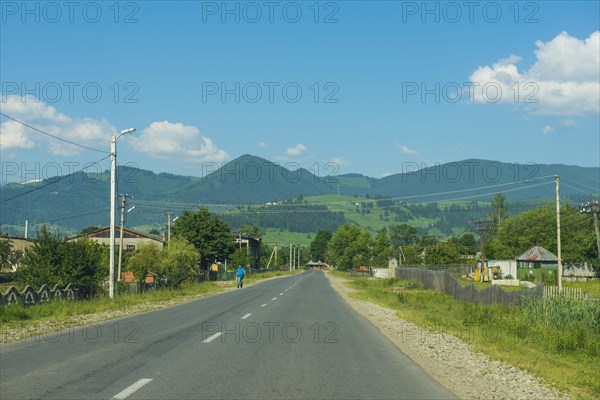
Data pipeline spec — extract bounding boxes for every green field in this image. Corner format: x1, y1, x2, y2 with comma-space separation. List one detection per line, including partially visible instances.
260, 228, 314, 248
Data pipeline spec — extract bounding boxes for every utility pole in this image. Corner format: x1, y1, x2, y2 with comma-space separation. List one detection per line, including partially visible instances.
472, 219, 490, 282
580, 198, 600, 264
555, 175, 562, 291
117, 194, 133, 282
289, 243, 292, 270
163, 212, 174, 245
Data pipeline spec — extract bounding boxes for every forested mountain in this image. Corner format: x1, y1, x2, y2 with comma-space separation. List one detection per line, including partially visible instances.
1, 155, 597, 236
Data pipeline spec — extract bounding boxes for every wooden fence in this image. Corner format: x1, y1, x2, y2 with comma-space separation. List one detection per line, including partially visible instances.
544, 286, 587, 300
394, 268, 542, 306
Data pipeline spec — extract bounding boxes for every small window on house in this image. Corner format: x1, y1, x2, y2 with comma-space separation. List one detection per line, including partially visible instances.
126, 244, 135, 251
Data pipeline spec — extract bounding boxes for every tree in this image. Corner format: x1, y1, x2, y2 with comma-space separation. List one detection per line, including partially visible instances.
389, 224, 418, 247
148, 228, 161, 236
171, 207, 234, 269
238, 224, 261, 237
328, 224, 372, 270
423, 241, 462, 265
80, 226, 100, 235
486, 203, 597, 263
17, 226, 105, 297
0, 239, 13, 272
373, 228, 393, 267
60, 238, 105, 297
310, 230, 332, 261
458, 233, 478, 255
128, 243, 163, 284
17, 226, 64, 289
159, 238, 199, 287
490, 193, 507, 226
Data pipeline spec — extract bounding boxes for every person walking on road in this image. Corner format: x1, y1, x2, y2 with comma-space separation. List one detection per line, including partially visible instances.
236, 264, 245, 288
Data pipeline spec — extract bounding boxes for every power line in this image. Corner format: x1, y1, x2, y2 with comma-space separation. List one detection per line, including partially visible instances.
0, 154, 111, 204
0, 112, 109, 154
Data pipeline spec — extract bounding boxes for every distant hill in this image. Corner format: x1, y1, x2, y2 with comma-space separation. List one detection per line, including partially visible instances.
1, 155, 598, 236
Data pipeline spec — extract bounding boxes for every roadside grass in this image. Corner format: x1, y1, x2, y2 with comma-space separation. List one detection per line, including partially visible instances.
564, 280, 600, 298
0, 270, 301, 331
334, 272, 600, 400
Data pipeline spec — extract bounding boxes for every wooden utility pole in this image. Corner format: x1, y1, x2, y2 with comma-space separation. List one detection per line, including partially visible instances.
472, 219, 489, 282
555, 175, 562, 291
117, 194, 133, 282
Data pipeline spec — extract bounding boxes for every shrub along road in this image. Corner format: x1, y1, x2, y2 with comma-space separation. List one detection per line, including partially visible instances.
0, 270, 454, 399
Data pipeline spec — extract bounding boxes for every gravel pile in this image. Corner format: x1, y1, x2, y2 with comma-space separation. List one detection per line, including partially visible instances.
325, 272, 569, 400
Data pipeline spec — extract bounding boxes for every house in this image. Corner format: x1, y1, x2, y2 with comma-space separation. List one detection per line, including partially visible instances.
67, 227, 164, 251
233, 233, 262, 268
0, 237, 34, 271
306, 260, 329, 269
516, 245, 558, 284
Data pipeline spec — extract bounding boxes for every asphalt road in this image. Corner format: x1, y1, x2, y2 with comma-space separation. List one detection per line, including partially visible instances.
0, 270, 455, 399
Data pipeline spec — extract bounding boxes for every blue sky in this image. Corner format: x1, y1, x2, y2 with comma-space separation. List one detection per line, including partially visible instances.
1, 1, 599, 183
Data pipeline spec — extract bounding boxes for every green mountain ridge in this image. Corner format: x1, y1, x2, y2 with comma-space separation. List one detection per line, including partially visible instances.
1, 155, 598, 236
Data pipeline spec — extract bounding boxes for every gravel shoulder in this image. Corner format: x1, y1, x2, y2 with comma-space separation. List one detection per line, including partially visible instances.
325, 271, 569, 400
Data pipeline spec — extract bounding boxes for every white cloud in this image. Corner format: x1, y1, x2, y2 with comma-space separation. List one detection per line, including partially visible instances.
380, 172, 393, 178
285, 143, 307, 157
328, 157, 347, 167
0, 120, 36, 150
560, 119, 578, 128
131, 120, 229, 163
468, 31, 600, 116
395, 143, 418, 155
257, 142, 268, 149
0, 94, 115, 155
542, 125, 555, 135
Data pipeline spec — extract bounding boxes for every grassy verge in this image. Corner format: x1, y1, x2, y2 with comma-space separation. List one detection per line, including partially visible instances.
333, 272, 600, 400
564, 280, 600, 298
0, 269, 302, 331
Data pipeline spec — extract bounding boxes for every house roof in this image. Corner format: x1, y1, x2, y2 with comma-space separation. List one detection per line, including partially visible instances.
516, 246, 558, 262
69, 227, 164, 242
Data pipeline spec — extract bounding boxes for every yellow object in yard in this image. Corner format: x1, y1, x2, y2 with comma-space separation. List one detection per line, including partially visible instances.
475, 269, 480, 281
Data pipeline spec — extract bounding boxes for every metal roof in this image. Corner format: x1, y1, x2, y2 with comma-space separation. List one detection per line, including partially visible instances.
516, 246, 558, 261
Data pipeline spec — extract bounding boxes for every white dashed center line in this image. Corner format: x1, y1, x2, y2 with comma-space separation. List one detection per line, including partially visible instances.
260, 303, 267, 307
279, 293, 284, 296
113, 379, 153, 400
241, 313, 252, 320
202, 332, 222, 343
272, 297, 277, 300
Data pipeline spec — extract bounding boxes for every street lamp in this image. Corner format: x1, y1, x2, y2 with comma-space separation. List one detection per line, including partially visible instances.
109, 127, 135, 299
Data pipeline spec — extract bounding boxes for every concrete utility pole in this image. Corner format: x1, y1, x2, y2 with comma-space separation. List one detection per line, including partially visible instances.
109, 128, 135, 299
117, 194, 133, 282
289, 243, 292, 270
555, 176, 562, 291
471, 219, 490, 282
163, 212, 174, 245
580, 198, 600, 264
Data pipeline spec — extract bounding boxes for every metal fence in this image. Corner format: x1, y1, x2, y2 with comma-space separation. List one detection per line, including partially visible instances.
394, 268, 542, 306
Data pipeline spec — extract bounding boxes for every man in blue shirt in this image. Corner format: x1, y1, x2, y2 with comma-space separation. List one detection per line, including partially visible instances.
236, 265, 245, 288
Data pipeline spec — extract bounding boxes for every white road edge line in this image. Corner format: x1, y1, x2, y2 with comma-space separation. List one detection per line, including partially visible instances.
113, 378, 153, 400
202, 332, 222, 343
241, 313, 252, 320
260, 303, 267, 307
